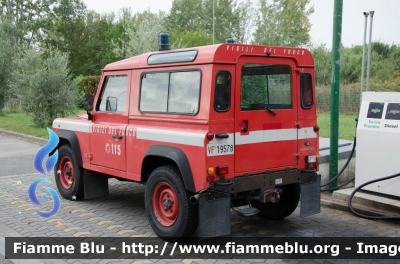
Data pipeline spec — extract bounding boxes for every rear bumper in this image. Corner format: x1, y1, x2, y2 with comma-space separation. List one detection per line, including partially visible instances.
209, 169, 316, 193
198, 171, 321, 238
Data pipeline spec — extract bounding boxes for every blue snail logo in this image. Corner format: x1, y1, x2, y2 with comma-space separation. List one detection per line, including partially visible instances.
29, 128, 60, 218
28, 178, 60, 218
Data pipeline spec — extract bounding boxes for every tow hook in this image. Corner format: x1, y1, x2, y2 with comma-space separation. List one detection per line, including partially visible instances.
263, 189, 281, 203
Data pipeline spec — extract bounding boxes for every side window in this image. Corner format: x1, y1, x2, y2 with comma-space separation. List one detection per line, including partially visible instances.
169, 71, 201, 113
97, 75, 128, 113
140, 72, 169, 112
300, 73, 313, 109
140, 70, 201, 114
214, 71, 231, 112
241, 64, 292, 110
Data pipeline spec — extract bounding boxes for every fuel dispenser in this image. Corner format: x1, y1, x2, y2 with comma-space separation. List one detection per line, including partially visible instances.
355, 92, 400, 197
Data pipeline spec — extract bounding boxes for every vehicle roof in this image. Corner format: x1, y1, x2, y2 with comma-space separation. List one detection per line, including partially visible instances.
103, 43, 315, 71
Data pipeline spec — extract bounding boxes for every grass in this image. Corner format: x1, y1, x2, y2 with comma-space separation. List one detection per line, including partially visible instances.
317, 112, 358, 140
0, 111, 49, 138
0, 110, 85, 138
1, 110, 358, 140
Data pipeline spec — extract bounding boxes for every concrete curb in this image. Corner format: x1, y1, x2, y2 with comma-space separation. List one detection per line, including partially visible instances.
333, 188, 400, 214
0, 129, 47, 146
321, 189, 400, 218
320, 199, 388, 218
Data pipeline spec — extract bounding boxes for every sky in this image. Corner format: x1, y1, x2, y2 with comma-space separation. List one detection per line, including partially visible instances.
82, 0, 400, 48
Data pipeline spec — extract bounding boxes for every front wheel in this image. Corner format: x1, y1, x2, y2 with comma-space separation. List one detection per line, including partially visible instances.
145, 165, 198, 241
54, 145, 84, 200
250, 183, 300, 220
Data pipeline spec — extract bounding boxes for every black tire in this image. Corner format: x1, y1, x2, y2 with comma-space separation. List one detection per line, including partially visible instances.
145, 165, 198, 241
54, 145, 84, 200
250, 183, 300, 220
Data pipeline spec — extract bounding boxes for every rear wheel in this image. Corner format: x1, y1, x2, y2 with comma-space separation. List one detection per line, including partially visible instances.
145, 165, 198, 241
250, 183, 300, 220
54, 145, 84, 200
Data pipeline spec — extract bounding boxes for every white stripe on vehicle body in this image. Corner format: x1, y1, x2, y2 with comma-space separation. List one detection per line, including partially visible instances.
53, 120, 91, 133
298, 127, 317, 139
235, 127, 316, 145
52, 120, 316, 147
136, 127, 205, 147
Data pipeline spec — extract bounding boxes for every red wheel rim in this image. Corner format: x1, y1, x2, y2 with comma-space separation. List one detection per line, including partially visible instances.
58, 157, 74, 190
152, 182, 179, 226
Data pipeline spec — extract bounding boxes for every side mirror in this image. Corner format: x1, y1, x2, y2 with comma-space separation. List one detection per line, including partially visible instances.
84, 94, 94, 112
106, 96, 117, 112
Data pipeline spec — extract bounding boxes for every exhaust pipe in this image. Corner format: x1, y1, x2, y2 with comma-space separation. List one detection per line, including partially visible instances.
190, 194, 199, 204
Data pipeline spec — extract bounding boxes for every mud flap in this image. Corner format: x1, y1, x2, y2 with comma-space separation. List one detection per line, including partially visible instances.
198, 190, 231, 238
300, 173, 321, 217
83, 171, 109, 199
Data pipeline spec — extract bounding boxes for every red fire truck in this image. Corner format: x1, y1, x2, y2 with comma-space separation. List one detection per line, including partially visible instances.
52, 35, 321, 241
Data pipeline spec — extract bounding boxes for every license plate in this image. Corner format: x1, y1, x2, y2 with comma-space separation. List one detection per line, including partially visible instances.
206, 144, 234, 156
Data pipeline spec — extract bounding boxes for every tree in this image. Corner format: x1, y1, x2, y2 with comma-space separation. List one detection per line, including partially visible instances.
0, 21, 18, 110
166, 0, 205, 33
203, 0, 239, 43
232, 0, 256, 44
42, 0, 87, 76
114, 10, 167, 57
310, 42, 400, 86
44, 3, 132, 76
78, 11, 119, 75
112, 7, 134, 60
310, 44, 331, 86
166, 0, 239, 44
253, 0, 314, 47
370, 43, 400, 82
0, 0, 56, 45
8, 47, 76, 126
170, 29, 213, 48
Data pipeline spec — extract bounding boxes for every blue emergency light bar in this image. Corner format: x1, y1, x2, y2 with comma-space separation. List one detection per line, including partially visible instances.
159, 32, 171, 51
225, 37, 235, 43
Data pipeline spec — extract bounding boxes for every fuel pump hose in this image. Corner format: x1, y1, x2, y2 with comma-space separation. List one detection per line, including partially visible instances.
320, 135, 356, 192
347, 172, 400, 220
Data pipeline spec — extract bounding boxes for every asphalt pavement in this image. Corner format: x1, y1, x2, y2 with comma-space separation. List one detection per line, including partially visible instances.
0, 135, 39, 177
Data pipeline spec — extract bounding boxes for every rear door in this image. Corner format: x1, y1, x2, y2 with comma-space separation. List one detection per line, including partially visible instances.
234, 56, 298, 173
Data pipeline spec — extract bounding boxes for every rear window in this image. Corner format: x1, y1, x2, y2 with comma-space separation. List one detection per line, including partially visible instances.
139, 70, 201, 114
214, 71, 231, 112
241, 64, 292, 110
300, 73, 313, 109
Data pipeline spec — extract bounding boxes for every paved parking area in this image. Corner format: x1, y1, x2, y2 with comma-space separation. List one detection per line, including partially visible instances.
0, 134, 399, 264
0, 135, 39, 177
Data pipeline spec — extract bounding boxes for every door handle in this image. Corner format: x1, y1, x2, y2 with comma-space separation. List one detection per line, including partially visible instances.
112, 135, 122, 139
240, 120, 248, 133
215, 133, 229, 139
